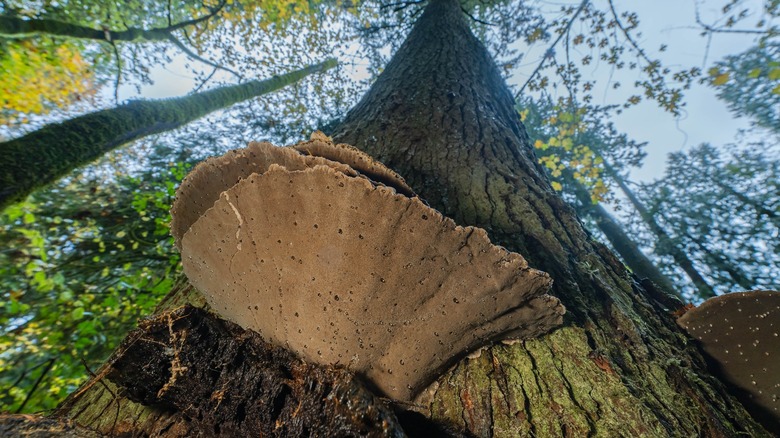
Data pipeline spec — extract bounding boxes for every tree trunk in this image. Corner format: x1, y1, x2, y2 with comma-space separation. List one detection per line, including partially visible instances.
330, 0, 764, 435
55, 0, 768, 436
604, 161, 717, 299
0, 59, 336, 210
569, 179, 681, 299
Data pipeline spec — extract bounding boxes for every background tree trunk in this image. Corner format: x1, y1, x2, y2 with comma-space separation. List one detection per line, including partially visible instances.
55, 0, 768, 435
0, 59, 336, 210
330, 0, 764, 435
569, 179, 681, 298
603, 162, 716, 298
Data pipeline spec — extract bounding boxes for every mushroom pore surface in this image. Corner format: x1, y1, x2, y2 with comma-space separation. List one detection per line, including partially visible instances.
170, 141, 358, 249
678, 290, 779, 428
177, 142, 564, 401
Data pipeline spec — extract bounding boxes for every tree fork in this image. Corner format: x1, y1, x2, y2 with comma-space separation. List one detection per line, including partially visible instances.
0, 59, 337, 211
331, 0, 765, 434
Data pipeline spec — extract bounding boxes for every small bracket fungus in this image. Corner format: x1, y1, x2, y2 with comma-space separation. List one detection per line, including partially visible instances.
292, 131, 416, 197
678, 290, 780, 428
173, 139, 564, 401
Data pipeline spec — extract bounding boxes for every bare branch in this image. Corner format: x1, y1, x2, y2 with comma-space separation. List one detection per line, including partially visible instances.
164, 33, 242, 80
110, 41, 122, 105
193, 67, 218, 93
15, 358, 55, 413
461, 6, 495, 26
379, 0, 424, 11
515, 0, 589, 99
607, 0, 653, 66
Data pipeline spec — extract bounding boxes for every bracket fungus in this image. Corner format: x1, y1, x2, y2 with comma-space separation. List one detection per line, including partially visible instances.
172, 135, 564, 401
678, 290, 779, 428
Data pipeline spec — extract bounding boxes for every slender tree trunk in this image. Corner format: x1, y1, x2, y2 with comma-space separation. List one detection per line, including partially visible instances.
676, 229, 756, 291
0, 59, 336, 210
569, 180, 681, 298
330, 0, 762, 434
55, 0, 767, 436
603, 161, 717, 298
712, 179, 780, 228
0, 6, 224, 42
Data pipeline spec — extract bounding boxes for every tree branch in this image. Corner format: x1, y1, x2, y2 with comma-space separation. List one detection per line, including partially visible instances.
607, 0, 653, 66
0, 1, 227, 41
514, 0, 589, 99
15, 358, 55, 413
460, 6, 495, 26
163, 33, 242, 79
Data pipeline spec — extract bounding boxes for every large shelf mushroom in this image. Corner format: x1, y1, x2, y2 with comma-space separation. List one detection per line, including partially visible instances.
171, 134, 565, 401
678, 290, 779, 430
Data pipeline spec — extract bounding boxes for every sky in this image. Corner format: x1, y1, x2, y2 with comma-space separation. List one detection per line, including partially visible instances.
120, 0, 771, 183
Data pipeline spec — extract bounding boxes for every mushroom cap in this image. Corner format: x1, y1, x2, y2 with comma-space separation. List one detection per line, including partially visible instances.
678, 290, 780, 426
170, 141, 360, 249
293, 132, 415, 197
179, 161, 563, 401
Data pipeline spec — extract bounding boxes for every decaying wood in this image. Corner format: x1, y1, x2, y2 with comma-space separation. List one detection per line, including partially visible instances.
105, 305, 406, 437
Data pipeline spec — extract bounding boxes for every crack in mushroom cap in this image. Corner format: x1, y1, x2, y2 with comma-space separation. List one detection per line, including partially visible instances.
293, 131, 415, 197
171, 141, 362, 249
179, 164, 564, 401
678, 290, 780, 426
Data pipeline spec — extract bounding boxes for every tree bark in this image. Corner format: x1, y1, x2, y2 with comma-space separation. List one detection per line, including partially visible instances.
330, 0, 765, 435
0, 59, 336, 210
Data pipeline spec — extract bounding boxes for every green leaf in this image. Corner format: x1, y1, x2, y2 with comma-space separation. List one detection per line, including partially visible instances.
71, 307, 84, 320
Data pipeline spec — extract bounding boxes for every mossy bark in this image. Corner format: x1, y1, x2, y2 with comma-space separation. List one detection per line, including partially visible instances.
329, 0, 767, 435
0, 59, 337, 210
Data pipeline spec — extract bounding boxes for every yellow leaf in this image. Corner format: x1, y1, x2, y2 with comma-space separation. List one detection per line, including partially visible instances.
712, 72, 730, 86
551, 181, 563, 191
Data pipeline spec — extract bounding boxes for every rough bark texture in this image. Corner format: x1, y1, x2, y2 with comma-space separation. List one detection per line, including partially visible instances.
0, 59, 336, 210
56, 280, 465, 437
330, 0, 767, 435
